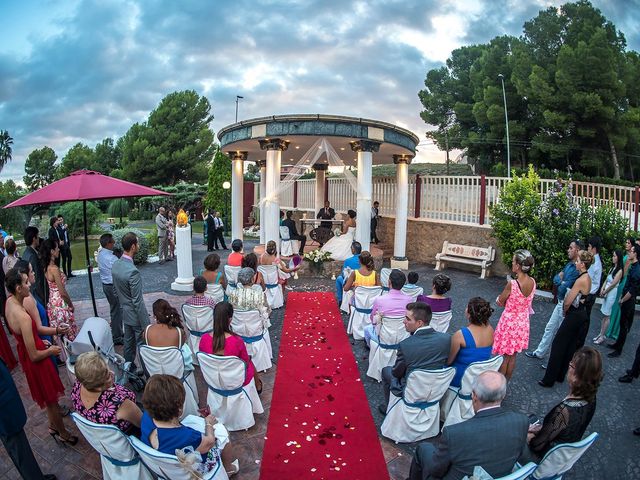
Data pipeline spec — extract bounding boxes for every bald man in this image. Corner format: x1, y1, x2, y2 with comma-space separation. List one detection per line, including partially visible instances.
409, 371, 528, 480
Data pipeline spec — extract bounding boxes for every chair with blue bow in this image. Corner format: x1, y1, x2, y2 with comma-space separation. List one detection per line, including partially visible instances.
347, 286, 382, 340
181, 304, 214, 366
257, 265, 284, 309
401, 285, 424, 302
379, 268, 392, 294
231, 308, 272, 371
366, 315, 409, 382
205, 283, 225, 304
529, 432, 599, 480
224, 265, 241, 297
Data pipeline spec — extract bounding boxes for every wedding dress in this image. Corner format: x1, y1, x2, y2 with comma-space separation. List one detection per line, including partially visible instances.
321, 226, 356, 261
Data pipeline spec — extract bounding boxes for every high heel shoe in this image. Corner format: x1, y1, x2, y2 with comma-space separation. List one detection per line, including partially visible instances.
593, 336, 604, 345
48, 428, 78, 446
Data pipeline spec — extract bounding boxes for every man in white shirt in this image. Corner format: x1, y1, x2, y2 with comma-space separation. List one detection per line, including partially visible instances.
213, 211, 228, 250
578, 236, 602, 348
98, 233, 123, 345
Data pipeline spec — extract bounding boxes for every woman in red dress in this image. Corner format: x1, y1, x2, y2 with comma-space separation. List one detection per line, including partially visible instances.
4, 267, 77, 445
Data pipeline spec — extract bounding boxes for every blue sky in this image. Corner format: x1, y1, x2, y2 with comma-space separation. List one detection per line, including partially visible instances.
1, 0, 639, 181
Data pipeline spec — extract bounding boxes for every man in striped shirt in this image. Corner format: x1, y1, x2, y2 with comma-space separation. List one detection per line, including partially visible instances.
184, 276, 216, 308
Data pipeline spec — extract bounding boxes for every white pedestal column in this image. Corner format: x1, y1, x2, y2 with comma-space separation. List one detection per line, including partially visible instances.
355, 149, 374, 251
231, 153, 246, 241
258, 160, 266, 244
264, 148, 282, 246
313, 164, 327, 216
391, 155, 411, 270
171, 224, 194, 291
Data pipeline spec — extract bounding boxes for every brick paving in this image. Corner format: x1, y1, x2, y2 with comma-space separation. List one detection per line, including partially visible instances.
1, 234, 639, 479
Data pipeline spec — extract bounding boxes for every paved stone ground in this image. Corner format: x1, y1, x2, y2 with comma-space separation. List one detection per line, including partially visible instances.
1, 233, 638, 479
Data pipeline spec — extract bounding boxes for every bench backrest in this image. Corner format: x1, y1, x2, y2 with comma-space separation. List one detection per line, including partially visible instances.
441, 241, 494, 261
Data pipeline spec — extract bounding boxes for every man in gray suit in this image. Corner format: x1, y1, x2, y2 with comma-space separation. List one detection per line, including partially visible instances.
21, 226, 48, 305
409, 371, 528, 480
112, 232, 150, 368
155, 207, 170, 264
379, 302, 451, 413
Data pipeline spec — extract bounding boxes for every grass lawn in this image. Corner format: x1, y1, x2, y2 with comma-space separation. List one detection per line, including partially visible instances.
69, 239, 102, 271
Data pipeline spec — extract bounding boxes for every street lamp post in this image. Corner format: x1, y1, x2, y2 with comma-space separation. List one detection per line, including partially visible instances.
235, 96, 243, 123
223, 181, 231, 233
498, 74, 511, 178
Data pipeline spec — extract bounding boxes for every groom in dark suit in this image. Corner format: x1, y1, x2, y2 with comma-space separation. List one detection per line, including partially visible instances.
409, 371, 528, 480
316, 200, 335, 230
380, 302, 450, 412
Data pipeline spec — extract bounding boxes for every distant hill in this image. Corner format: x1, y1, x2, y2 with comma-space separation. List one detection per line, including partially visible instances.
371, 163, 473, 177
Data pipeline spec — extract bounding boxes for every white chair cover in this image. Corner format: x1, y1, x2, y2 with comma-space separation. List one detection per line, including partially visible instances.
347, 286, 382, 340
379, 268, 391, 293
279, 226, 298, 256
70, 316, 114, 357
224, 265, 241, 297
138, 346, 199, 419
496, 462, 537, 480
196, 352, 263, 431
381, 367, 455, 443
430, 309, 453, 333
401, 285, 424, 302
366, 316, 409, 382
129, 417, 230, 480
205, 283, 225, 304
231, 309, 272, 371
181, 304, 214, 366
71, 413, 153, 480
531, 432, 598, 480
258, 265, 284, 309
441, 355, 504, 427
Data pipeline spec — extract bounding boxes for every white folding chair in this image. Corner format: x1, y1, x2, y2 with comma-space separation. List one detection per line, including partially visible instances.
366, 315, 409, 382
496, 463, 537, 480
380, 268, 391, 293
279, 226, 298, 257
531, 432, 599, 480
401, 285, 424, 302
205, 283, 225, 304
196, 352, 263, 431
224, 265, 241, 297
347, 286, 382, 340
441, 355, 504, 427
129, 416, 230, 480
71, 413, 153, 480
258, 265, 284, 309
231, 309, 272, 371
138, 346, 199, 419
381, 367, 455, 443
430, 309, 453, 333
181, 304, 214, 366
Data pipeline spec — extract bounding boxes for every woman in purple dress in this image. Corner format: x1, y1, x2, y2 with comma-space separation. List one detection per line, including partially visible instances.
417, 273, 452, 333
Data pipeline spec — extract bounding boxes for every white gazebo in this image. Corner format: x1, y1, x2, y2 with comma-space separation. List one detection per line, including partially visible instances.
217, 114, 419, 268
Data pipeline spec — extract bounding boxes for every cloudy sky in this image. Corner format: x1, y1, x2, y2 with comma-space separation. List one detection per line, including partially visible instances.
1, 0, 639, 181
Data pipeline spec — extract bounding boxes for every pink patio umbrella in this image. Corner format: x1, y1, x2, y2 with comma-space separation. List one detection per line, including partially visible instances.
4, 170, 170, 316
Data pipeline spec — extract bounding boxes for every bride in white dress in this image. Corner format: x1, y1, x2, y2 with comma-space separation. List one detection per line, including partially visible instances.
321, 210, 357, 261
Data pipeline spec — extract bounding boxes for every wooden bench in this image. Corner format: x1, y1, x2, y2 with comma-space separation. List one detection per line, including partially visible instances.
435, 242, 495, 279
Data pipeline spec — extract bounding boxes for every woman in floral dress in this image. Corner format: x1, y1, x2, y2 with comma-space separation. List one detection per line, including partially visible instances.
493, 249, 536, 381
41, 238, 77, 341
167, 209, 176, 259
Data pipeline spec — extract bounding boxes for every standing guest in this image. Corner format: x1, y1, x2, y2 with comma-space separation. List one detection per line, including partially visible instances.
156, 207, 170, 264
201, 209, 208, 246
167, 210, 176, 260
493, 249, 536, 381
227, 239, 244, 267
607, 243, 640, 358
145, 299, 193, 373
417, 273, 452, 333
0, 236, 5, 319
112, 232, 151, 369
0, 237, 14, 369
47, 217, 61, 244
98, 233, 123, 345
56, 216, 74, 277
370, 201, 380, 244
605, 236, 635, 341
594, 249, 624, 344
282, 211, 306, 255
5, 268, 77, 446
41, 239, 78, 342
335, 242, 361, 304
379, 302, 450, 414
0, 224, 7, 239
185, 276, 217, 308
22, 227, 48, 305
525, 241, 581, 362
0, 357, 58, 480
540, 250, 592, 387
408, 371, 528, 480
577, 237, 602, 348
448, 297, 495, 388
2, 238, 19, 278
213, 211, 228, 250
365, 269, 411, 346
201, 253, 227, 290
316, 200, 336, 231
242, 253, 265, 291
205, 209, 216, 251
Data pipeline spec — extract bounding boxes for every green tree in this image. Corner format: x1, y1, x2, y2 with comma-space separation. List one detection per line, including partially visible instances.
0, 180, 27, 233
205, 146, 231, 212
120, 90, 215, 185
93, 138, 121, 175
56, 201, 101, 239
58, 143, 95, 178
23, 146, 58, 190
0, 130, 13, 173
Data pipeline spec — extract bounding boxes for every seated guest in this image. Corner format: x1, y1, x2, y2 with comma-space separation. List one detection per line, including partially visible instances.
342, 251, 379, 310
260, 240, 300, 291
335, 241, 361, 304
144, 299, 193, 372
364, 269, 412, 347
229, 267, 271, 322
71, 351, 142, 434
447, 297, 495, 388
379, 302, 450, 414
409, 371, 528, 480
200, 253, 227, 290
526, 346, 602, 460
185, 276, 216, 308
141, 374, 239, 476
406, 271, 419, 289
417, 273, 452, 333
199, 302, 262, 393
227, 239, 244, 267
241, 253, 265, 291
282, 211, 306, 256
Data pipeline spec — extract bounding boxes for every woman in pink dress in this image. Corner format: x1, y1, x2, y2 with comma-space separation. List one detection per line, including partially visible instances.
493, 249, 536, 381
41, 239, 77, 341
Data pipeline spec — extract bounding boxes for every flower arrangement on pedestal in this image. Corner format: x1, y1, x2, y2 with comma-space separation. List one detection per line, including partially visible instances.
303, 250, 333, 275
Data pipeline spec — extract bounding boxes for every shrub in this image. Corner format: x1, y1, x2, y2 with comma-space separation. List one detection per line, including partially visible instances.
145, 231, 159, 256
110, 228, 150, 264
107, 199, 130, 218
56, 201, 101, 239
577, 202, 629, 264
128, 208, 155, 221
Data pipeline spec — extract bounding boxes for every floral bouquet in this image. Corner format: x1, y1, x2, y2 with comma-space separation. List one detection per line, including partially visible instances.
303, 250, 333, 264
333, 227, 342, 237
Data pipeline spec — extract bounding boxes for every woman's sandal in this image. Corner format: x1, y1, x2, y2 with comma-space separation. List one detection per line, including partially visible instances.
48, 427, 79, 447
226, 459, 240, 477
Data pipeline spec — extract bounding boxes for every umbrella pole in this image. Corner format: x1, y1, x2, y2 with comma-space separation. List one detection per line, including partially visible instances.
83, 200, 98, 316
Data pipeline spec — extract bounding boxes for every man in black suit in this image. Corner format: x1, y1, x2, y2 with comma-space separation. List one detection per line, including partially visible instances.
371, 200, 380, 244
409, 371, 528, 480
57, 215, 73, 277
205, 209, 216, 251
316, 200, 335, 230
21, 227, 48, 305
282, 211, 306, 255
380, 302, 451, 413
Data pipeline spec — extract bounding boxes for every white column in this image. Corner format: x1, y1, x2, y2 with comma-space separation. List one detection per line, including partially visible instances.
171, 224, 194, 291
230, 152, 246, 242
260, 139, 288, 247
351, 140, 379, 252
258, 160, 266, 244
313, 163, 327, 215
393, 155, 411, 264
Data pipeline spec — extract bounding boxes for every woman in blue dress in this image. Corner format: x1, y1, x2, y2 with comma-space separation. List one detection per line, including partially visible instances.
447, 297, 495, 388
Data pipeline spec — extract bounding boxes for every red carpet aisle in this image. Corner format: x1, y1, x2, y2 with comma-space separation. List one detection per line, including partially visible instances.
260, 292, 389, 479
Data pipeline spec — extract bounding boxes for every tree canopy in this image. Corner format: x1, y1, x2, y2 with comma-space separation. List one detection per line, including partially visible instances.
24, 146, 58, 190
0, 130, 13, 174
205, 145, 231, 212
